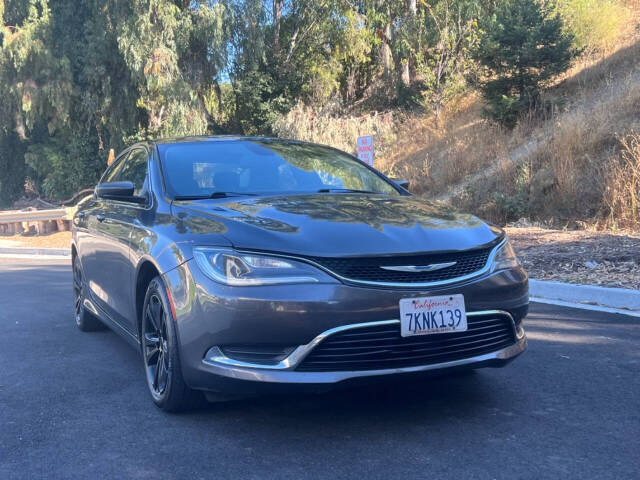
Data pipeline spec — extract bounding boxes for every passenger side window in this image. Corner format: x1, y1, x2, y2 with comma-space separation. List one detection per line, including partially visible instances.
118, 148, 149, 197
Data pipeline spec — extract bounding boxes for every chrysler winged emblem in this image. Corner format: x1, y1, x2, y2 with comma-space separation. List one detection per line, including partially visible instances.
380, 262, 457, 273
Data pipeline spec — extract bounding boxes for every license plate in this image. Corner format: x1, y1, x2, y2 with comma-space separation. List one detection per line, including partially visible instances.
399, 294, 467, 337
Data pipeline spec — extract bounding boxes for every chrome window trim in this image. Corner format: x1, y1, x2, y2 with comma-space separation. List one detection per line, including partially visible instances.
235, 239, 508, 289
204, 310, 517, 371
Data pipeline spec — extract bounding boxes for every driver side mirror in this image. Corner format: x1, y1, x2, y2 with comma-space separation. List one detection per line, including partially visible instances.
96, 181, 147, 204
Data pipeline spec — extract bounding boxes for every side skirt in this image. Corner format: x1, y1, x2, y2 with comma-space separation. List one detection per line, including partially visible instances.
83, 296, 140, 349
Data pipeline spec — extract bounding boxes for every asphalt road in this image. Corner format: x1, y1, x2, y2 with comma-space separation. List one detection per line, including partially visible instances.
1, 257, 638, 480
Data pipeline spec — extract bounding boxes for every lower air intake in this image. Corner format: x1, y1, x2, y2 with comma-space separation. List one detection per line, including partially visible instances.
296, 313, 515, 372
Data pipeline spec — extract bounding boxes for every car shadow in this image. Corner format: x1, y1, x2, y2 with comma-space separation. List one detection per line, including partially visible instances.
188, 369, 509, 430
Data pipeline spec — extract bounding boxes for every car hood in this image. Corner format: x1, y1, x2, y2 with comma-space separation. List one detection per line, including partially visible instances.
172, 194, 502, 257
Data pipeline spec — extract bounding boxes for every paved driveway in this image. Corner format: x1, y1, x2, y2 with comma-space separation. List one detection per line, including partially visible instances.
1, 257, 638, 479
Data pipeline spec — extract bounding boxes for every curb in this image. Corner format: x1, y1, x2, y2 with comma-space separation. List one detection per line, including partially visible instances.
0, 246, 71, 256
529, 279, 640, 317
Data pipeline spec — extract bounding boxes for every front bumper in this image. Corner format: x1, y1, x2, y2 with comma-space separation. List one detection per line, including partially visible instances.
163, 261, 529, 394
199, 319, 526, 386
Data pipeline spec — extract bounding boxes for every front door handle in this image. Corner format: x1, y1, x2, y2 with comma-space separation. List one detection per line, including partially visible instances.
96, 214, 106, 223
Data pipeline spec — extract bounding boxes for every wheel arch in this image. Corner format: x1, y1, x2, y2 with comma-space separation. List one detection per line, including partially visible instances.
133, 238, 191, 340
135, 258, 162, 337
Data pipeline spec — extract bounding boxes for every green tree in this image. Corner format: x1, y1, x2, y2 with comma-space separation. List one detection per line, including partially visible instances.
364, 0, 414, 96
476, 0, 575, 127
335, 8, 377, 103
0, 0, 231, 204
0, 0, 75, 201
117, 0, 230, 137
228, 0, 364, 133
412, 0, 480, 128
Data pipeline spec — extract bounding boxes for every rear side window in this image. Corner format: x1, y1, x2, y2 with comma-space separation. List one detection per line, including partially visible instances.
118, 148, 149, 196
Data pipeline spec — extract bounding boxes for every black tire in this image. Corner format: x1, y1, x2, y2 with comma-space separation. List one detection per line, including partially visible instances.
73, 255, 105, 332
141, 276, 202, 412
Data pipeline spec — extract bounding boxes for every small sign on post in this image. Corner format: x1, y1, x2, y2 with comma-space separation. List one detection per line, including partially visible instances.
357, 135, 374, 167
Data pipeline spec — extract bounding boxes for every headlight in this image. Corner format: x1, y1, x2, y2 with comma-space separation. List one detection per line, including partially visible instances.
490, 240, 520, 272
193, 247, 334, 286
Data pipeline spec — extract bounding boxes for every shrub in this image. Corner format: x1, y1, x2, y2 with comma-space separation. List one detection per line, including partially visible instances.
604, 133, 640, 229
272, 103, 397, 159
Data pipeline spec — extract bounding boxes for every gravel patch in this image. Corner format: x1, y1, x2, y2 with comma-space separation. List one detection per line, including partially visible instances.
506, 227, 640, 290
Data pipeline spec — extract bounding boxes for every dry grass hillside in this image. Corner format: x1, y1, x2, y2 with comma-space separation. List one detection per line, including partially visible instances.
276, 8, 640, 232
381, 35, 640, 230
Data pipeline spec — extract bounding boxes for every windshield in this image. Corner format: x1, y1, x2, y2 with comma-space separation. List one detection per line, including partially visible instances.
158, 140, 400, 198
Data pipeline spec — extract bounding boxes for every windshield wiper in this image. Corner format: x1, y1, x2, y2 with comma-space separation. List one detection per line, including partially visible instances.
174, 192, 258, 201
208, 191, 258, 198
317, 188, 382, 194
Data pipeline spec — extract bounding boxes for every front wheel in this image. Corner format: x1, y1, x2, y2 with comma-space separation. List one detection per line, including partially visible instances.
141, 277, 202, 412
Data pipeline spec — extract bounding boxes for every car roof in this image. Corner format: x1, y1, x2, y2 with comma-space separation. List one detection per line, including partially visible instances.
149, 135, 307, 146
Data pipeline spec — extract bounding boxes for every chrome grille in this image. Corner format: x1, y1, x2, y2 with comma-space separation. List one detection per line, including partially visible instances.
296, 313, 515, 372
305, 247, 493, 284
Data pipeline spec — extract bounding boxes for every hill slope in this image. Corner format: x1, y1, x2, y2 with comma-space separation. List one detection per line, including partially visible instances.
378, 37, 640, 230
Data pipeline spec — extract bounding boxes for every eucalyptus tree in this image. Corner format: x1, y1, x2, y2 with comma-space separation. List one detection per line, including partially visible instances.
117, 0, 230, 137
0, 0, 74, 201
228, 0, 367, 133
414, 0, 481, 128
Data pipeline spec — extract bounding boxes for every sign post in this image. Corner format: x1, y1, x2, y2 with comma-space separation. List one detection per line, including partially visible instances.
357, 135, 374, 167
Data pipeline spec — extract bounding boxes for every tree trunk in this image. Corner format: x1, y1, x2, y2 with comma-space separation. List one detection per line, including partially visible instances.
407, 0, 418, 84
401, 62, 410, 88
382, 23, 392, 84
14, 111, 27, 141
273, 0, 283, 56
213, 80, 223, 116
434, 104, 441, 130
392, 48, 407, 89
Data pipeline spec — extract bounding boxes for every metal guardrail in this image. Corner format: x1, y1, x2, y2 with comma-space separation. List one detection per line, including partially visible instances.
0, 208, 71, 224
0, 183, 94, 237
0, 206, 79, 235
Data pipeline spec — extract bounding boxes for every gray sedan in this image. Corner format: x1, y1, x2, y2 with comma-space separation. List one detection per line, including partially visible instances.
72, 136, 528, 412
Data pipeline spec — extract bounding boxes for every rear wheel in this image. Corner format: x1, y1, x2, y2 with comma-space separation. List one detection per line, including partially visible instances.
141, 277, 202, 412
73, 255, 104, 332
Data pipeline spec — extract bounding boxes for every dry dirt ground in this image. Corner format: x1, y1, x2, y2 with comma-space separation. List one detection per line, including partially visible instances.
506, 226, 640, 290
0, 228, 638, 289
0, 231, 71, 249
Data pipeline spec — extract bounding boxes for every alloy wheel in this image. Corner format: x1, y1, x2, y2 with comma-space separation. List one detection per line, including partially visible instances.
73, 258, 84, 326
143, 294, 171, 398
